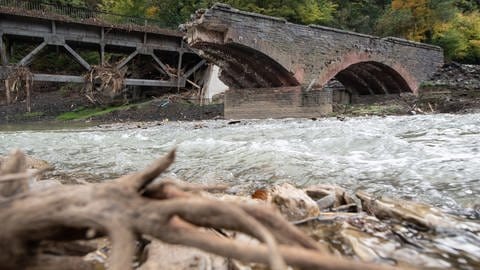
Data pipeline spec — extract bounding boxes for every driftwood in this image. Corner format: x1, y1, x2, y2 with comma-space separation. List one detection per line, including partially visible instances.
4, 67, 33, 112
83, 65, 126, 105
0, 150, 404, 270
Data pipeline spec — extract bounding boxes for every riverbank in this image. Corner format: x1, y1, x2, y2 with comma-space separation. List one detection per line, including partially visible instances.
0, 89, 224, 126
1, 63, 479, 126
1, 89, 479, 127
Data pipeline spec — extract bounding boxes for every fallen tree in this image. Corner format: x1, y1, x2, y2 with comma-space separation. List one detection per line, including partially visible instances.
0, 149, 403, 270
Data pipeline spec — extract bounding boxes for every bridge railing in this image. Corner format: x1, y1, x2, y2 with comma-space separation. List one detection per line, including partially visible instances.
0, 0, 171, 29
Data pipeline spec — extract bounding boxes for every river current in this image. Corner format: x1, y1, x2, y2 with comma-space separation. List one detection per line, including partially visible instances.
1, 113, 479, 215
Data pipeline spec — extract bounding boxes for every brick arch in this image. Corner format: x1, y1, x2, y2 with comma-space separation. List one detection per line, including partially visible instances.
317, 52, 420, 95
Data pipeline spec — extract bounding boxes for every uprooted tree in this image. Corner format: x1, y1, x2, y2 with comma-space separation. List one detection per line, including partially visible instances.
0, 150, 400, 270
4, 67, 33, 112
83, 65, 126, 105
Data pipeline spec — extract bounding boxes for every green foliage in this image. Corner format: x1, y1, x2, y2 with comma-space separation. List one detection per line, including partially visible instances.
376, 0, 457, 41
56, 102, 151, 120
227, 0, 337, 25
376, 8, 415, 38
52, 0, 88, 7
108, 0, 338, 27
100, 0, 148, 17
22, 111, 44, 118
331, 0, 390, 34
455, 0, 480, 12
432, 12, 480, 62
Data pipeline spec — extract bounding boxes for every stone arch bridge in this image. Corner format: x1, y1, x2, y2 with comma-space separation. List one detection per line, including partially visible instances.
186, 4, 444, 118
0, 2, 445, 118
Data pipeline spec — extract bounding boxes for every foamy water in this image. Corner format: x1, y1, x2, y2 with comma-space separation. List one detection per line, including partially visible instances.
1, 113, 479, 215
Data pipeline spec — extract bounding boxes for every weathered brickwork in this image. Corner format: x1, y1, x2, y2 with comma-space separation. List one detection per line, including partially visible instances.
225, 87, 332, 119
187, 4, 444, 95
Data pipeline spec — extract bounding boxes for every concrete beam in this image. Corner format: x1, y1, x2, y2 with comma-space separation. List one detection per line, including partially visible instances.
150, 52, 173, 77
33, 73, 85, 83
31, 73, 184, 87
177, 41, 184, 88
337, 70, 375, 95
1, 27, 182, 52
351, 65, 389, 95
184, 59, 207, 78
63, 43, 91, 70
19, 41, 47, 66
0, 34, 8, 66
124, 78, 184, 87
116, 50, 138, 70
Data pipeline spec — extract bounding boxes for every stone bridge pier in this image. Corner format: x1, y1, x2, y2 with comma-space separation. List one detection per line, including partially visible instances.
186, 4, 444, 118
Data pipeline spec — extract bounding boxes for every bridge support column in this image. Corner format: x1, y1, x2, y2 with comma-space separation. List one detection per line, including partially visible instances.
100, 27, 105, 66
100, 44, 105, 66
0, 34, 8, 66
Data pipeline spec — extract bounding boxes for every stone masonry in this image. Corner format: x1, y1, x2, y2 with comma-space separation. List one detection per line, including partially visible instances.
225, 87, 332, 119
186, 3, 444, 95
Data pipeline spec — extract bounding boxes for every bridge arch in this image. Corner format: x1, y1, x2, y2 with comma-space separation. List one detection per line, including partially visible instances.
317, 52, 419, 96
192, 42, 299, 89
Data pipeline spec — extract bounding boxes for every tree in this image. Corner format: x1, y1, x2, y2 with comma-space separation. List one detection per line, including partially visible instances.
432, 11, 480, 63
331, 0, 390, 34
100, 0, 149, 17
376, 0, 456, 41
455, 0, 480, 12
145, 0, 337, 28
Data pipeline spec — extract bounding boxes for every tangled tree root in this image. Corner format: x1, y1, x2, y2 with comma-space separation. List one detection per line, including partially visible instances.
4, 67, 33, 112
84, 65, 126, 105
0, 150, 403, 270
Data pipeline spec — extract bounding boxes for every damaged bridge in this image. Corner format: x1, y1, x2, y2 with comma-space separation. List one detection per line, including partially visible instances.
0, 0, 206, 91
186, 4, 444, 118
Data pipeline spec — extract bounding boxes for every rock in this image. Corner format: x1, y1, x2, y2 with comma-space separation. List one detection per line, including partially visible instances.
268, 183, 320, 221
0, 154, 53, 171
424, 62, 480, 90
305, 184, 357, 210
138, 240, 228, 270
356, 191, 480, 232
29, 178, 62, 191
315, 193, 336, 210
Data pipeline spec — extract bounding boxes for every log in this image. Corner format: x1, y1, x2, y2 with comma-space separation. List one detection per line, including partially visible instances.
0, 150, 406, 270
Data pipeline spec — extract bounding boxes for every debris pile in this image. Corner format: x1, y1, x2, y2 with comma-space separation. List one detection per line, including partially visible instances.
426, 62, 480, 90
4, 67, 33, 112
83, 65, 126, 105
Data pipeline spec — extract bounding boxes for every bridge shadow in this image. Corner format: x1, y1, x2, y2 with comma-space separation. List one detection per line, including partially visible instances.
334, 61, 412, 96
192, 42, 300, 89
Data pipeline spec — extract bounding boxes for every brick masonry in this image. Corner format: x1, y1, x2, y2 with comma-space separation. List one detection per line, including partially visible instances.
225, 86, 332, 119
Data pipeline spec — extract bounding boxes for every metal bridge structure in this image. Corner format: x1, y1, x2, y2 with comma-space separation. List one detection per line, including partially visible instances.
0, 0, 206, 89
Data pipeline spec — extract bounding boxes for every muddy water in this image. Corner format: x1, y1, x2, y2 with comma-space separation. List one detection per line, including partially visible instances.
1, 114, 479, 216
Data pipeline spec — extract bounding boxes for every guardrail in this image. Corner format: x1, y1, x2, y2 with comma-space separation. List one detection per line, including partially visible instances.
0, 0, 171, 29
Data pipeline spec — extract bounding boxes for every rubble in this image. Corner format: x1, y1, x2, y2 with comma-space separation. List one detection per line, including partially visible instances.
426, 62, 480, 89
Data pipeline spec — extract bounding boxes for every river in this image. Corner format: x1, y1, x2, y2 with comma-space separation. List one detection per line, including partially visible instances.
1, 113, 479, 216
